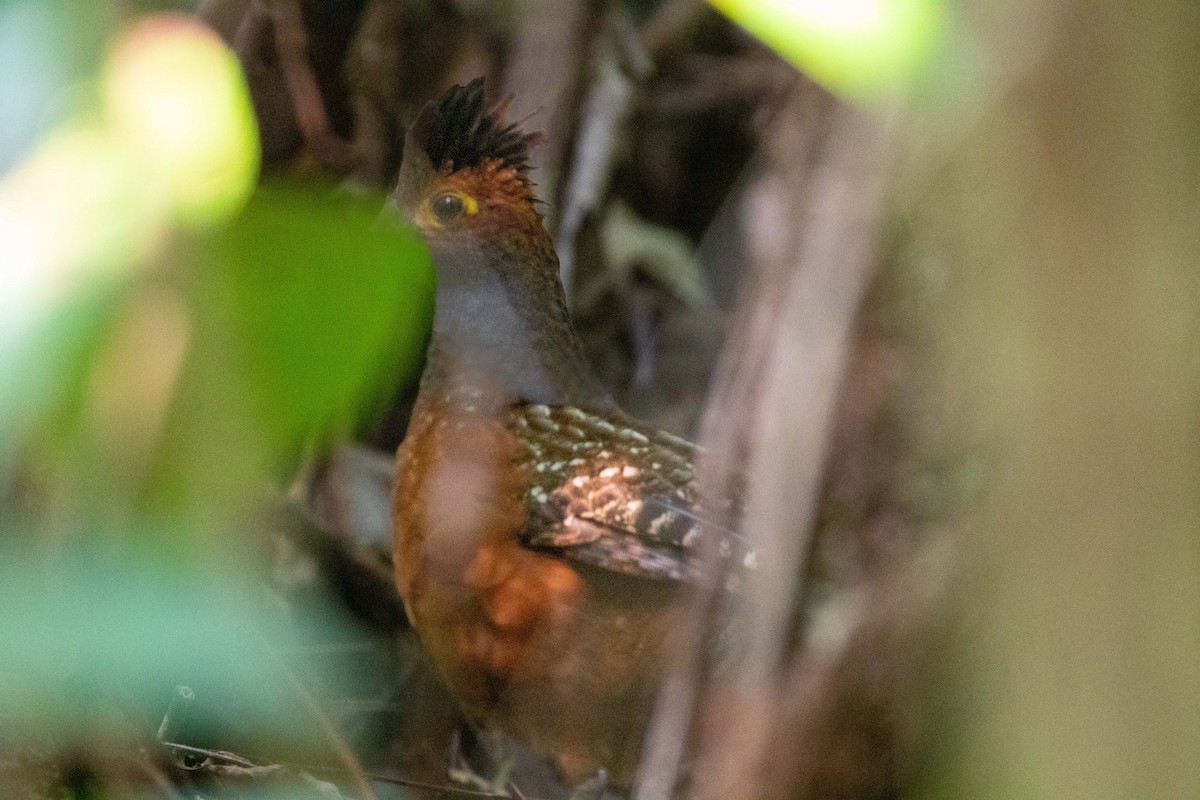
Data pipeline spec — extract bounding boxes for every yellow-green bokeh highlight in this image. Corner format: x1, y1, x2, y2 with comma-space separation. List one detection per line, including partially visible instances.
0, 11, 261, 357
0, 123, 164, 350
103, 13, 259, 227
708, 0, 943, 98
0, 11, 262, 456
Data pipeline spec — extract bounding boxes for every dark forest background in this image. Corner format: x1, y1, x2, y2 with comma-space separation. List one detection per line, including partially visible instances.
0, 1, 1197, 798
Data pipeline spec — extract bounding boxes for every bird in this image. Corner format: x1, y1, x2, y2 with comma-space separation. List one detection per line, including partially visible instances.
388, 77, 734, 790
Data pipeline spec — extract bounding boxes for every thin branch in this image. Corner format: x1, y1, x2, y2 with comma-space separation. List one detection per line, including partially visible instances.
555, 14, 639, 298
695, 97, 903, 800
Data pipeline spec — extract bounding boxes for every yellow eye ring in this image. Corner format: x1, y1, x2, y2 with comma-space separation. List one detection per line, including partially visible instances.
430, 192, 477, 222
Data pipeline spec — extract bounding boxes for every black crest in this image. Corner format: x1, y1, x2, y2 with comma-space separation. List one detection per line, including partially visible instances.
410, 77, 542, 174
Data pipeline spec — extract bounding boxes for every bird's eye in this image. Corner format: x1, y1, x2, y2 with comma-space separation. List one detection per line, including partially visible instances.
432, 194, 465, 222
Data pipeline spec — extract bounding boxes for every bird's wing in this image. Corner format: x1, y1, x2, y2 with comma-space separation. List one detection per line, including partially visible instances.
509, 402, 731, 581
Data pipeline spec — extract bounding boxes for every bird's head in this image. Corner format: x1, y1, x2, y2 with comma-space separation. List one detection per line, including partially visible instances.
389, 79, 608, 406
390, 77, 549, 263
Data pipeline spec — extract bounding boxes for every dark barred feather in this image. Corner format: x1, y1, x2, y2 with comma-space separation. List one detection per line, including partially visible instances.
410, 76, 543, 174
511, 402, 751, 582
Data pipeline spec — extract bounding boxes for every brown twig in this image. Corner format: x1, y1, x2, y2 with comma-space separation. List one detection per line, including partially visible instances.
555, 11, 641, 298
634, 77, 904, 799
161, 739, 525, 799
500, 0, 601, 233
266, 0, 354, 169
698, 97, 902, 800
632, 81, 834, 800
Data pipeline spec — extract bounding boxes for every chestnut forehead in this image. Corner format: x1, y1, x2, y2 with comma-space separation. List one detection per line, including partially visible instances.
432, 160, 537, 207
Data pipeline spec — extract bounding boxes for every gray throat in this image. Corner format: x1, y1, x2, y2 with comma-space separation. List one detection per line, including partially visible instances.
425, 242, 609, 408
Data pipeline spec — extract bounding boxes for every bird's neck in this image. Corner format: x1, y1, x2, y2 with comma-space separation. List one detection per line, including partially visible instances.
423, 238, 609, 408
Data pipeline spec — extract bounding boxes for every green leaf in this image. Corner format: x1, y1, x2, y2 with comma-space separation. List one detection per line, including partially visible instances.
147, 183, 434, 507
708, 0, 945, 99
214, 183, 433, 442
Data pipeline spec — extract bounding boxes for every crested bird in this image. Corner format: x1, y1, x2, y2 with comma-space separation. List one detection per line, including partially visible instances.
389, 77, 735, 790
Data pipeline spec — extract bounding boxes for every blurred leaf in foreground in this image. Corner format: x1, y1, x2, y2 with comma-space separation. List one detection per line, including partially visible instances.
0, 11, 262, 473
0, 0, 111, 172
103, 13, 260, 227
709, 0, 945, 99
145, 184, 434, 509
0, 6, 437, 774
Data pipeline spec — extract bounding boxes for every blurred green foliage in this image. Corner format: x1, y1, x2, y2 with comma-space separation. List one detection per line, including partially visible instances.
709, 0, 945, 99
0, 176, 434, 740
0, 0, 112, 171
148, 184, 434, 508
211, 185, 433, 450
0, 4, 436, 779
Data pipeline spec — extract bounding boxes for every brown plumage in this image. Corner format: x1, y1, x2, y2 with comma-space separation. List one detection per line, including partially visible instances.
389, 78, 736, 788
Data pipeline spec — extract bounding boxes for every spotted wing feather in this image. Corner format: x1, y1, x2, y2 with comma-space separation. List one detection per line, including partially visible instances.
511, 403, 715, 581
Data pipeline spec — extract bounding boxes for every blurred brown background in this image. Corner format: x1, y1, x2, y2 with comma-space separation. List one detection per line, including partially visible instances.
0, 1, 1197, 799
